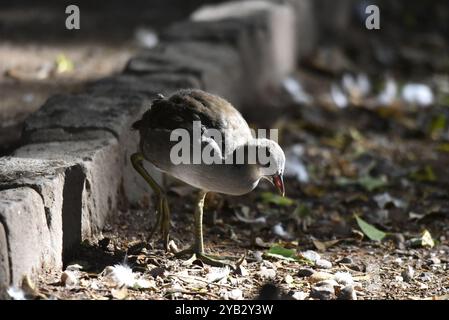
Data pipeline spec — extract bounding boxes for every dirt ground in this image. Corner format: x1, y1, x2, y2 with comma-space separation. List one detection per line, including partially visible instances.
4, 1, 449, 300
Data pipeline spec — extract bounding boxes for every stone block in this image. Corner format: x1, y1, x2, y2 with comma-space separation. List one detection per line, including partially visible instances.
192, 0, 297, 81
23, 93, 146, 139
125, 41, 243, 106
86, 73, 201, 98
0, 222, 10, 299
13, 132, 121, 242
163, 0, 297, 105
0, 187, 52, 286
0, 157, 67, 271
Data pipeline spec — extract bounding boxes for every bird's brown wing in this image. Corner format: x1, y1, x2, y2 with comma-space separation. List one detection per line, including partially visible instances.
133, 89, 250, 135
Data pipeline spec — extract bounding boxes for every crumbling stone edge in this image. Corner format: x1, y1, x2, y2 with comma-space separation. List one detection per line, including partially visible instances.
0, 0, 310, 295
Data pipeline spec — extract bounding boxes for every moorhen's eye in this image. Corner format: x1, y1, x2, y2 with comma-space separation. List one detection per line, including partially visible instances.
256, 146, 271, 167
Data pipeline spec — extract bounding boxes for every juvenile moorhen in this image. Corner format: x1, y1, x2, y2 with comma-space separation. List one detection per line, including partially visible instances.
131, 89, 285, 266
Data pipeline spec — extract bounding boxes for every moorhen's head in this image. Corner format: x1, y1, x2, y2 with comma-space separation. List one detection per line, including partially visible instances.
256, 138, 285, 196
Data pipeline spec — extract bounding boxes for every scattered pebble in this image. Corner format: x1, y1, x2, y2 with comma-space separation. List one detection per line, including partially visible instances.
394, 275, 404, 282
297, 268, 315, 278
262, 260, 277, 270
258, 266, 276, 280
315, 259, 332, 269
310, 286, 335, 300
316, 279, 339, 287
229, 288, 243, 300
135, 278, 155, 289
284, 274, 294, 284
419, 283, 429, 290
334, 272, 354, 286
255, 237, 271, 248
428, 257, 441, 265
111, 287, 128, 300
337, 285, 357, 300
336, 257, 353, 264
253, 251, 264, 262
301, 250, 321, 263
310, 280, 338, 300
419, 272, 432, 282
401, 266, 415, 282
388, 233, 406, 249
292, 291, 307, 300
308, 271, 334, 283
60, 271, 78, 287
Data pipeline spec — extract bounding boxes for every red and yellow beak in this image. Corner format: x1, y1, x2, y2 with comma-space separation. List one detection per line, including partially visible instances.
272, 174, 285, 197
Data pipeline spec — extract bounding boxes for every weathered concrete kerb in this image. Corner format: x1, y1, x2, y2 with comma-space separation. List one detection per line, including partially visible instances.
0, 0, 348, 296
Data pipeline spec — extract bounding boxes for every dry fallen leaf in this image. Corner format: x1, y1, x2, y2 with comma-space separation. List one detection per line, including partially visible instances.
254, 237, 272, 248
312, 239, 340, 252
206, 267, 230, 283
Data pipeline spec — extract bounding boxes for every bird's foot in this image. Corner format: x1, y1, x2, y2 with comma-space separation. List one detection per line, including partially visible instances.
174, 247, 244, 268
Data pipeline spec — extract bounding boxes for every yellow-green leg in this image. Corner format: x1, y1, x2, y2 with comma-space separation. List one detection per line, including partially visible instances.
131, 152, 170, 249
175, 191, 243, 267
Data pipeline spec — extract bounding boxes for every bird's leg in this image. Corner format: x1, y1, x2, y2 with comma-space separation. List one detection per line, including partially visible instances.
175, 191, 243, 267
193, 190, 206, 253
131, 152, 170, 250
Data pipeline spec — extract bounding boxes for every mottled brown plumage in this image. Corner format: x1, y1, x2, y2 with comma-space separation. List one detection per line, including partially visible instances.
133, 89, 249, 138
